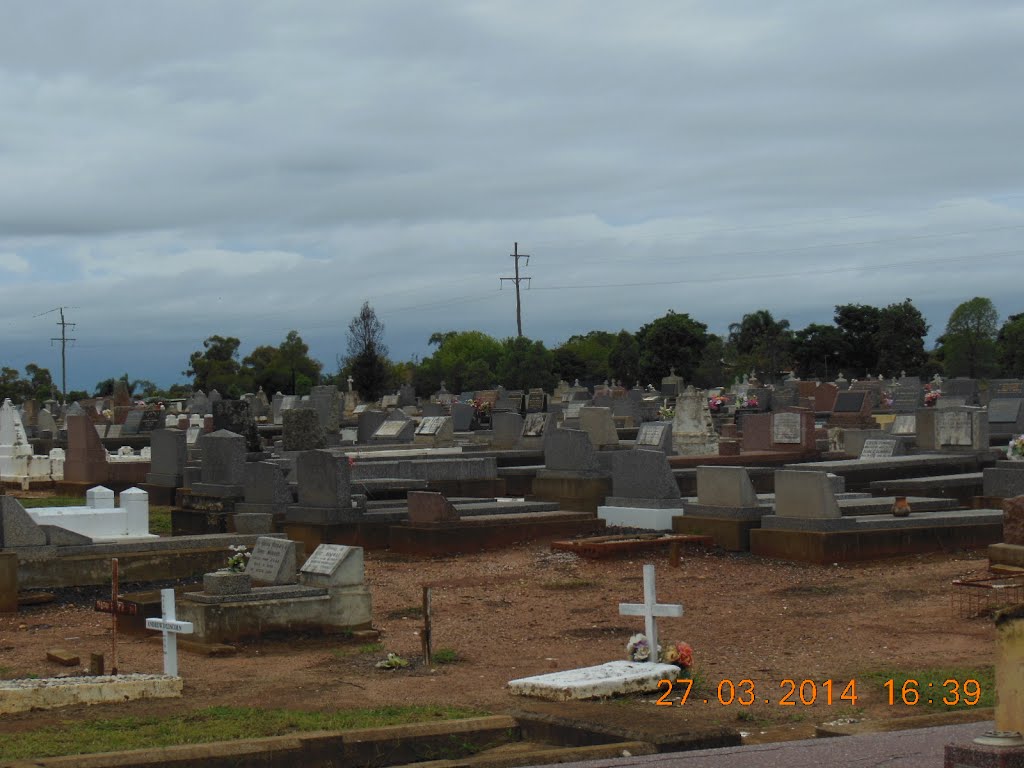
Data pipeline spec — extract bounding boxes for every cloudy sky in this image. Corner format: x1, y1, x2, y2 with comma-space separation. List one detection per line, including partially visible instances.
2, 1, 1022, 392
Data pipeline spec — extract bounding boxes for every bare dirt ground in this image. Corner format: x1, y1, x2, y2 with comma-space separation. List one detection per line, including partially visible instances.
0, 542, 997, 746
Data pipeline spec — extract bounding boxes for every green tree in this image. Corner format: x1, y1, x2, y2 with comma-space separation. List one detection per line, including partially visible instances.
636, 310, 709, 385
184, 335, 248, 396
551, 331, 616, 385
495, 336, 557, 391
941, 297, 1000, 378
414, 330, 503, 394
23, 363, 56, 401
726, 309, 792, 383
834, 304, 882, 377
875, 298, 929, 376
692, 334, 727, 388
790, 324, 849, 380
998, 313, 1024, 377
243, 330, 322, 395
607, 330, 640, 385
344, 302, 390, 401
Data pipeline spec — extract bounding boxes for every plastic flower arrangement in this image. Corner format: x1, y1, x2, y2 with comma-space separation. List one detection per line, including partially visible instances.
737, 394, 759, 409
626, 633, 694, 669
471, 398, 492, 416
224, 544, 251, 573
1008, 435, 1024, 461
658, 406, 675, 420
881, 391, 894, 408
708, 395, 727, 413
924, 389, 941, 406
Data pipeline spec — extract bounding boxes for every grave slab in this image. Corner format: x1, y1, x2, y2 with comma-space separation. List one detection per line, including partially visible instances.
507, 661, 681, 701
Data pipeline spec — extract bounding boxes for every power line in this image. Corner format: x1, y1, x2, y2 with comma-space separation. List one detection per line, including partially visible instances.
499, 242, 532, 337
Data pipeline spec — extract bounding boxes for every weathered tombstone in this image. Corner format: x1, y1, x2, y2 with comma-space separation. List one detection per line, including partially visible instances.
890, 414, 917, 435
138, 409, 163, 433
244, 536, 298, 584
543, 428, 601, 472
282, 408, 326, 452
671, 387, 718, 456
356, 410, 387, 443
450, 402, 474, 431
608, 449, 680, 501
122, 410, 144, 436
660, 369, 684, 398
299, 543, 365, 587
192, 430, 247, 496
578, 407, 619, 448
236, 461, 292, 525
526, 389, 547, 413
372, 416, 416, 443
309, 385, 340, 433
943, 377, 979, 406
212, 400, 261, 452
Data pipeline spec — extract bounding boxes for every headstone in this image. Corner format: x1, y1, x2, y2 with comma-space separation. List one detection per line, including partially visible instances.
833, 391, 867, 413
122, 410, 144, 436
193, 430, 246, 495
238, 461, 292, 518
372, 417, 416, 443
490, 412, 523, 449
244, 536, 297, 584
287, 450, 355, 524
356, 410, 387, 443
414, 415, 455, 447
522, 412, 551, 438
989, 380, 1024, 400
696, 466, 759, 508
610, 450, 680, 500
212, 400, 261, 452
282, 408, 326, 451
943, 377, 979, 406
890, 414, 917, 435
407, 491, 460, 523
578, 407, 619, 448
309, 385, 340, 433
145, 429, 187, 487
0, 496, 48, 547
299, 544, 364, 586
671, 387, 718, 456
138, 409, 163, 433
526, 389, 547, 413
544, 428, 601, 472
773, 470, 841, 519
661, 369, 684, 398
989, 399, 1023, 425
450, 402, 474, 431
772, 413, 802, 444
859, 438, 902, 459
634, 421, 673, 454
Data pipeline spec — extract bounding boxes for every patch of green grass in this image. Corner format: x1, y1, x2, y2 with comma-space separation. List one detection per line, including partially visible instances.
17, 496, 85, 508
330, 641, 384, 659
386, 605, 423, 620
432, 648, 460, 665
148, 505, 172, 536
860, 666, 994, 711
358, 642, 384, 654
0, 705, 486, 761
540, 578, 596, 591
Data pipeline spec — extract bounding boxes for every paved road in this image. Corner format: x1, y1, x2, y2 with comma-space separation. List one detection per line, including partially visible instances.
547, 720, 993, 768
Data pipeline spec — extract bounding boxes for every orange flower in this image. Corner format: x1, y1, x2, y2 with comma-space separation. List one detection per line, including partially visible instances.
676, 642, 694, 668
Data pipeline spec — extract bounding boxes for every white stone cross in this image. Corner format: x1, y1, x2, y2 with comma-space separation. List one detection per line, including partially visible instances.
145, 588, 194, 677
347, 375, 354, 392
618, 564, 683, 662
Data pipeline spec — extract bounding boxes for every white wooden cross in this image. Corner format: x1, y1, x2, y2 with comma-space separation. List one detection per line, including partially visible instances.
619, 563, 683, 662
145, 588, 194, 677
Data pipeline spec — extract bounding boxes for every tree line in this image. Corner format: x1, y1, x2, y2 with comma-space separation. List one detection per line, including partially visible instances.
2, 296, 1021, 406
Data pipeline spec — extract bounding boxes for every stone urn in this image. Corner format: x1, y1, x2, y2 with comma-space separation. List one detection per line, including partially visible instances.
203, 570, 252, 595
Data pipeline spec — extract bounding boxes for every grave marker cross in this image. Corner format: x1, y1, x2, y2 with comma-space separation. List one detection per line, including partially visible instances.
618, 563, 683, 662
145, 588, 194, 677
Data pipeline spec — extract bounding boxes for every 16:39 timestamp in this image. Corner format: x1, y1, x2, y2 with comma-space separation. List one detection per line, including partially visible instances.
883, 678, 982, 706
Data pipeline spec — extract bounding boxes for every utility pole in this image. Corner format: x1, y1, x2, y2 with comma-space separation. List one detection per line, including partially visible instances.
48, 307, 76, 404
499, 242, 531, 337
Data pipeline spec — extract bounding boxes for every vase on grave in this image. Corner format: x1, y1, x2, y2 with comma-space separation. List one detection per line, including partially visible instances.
891, 496, 911, 517
203, 570, 252, 595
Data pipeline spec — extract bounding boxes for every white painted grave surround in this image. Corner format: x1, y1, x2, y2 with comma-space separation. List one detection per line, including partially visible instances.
0, 398, 64, 487
25, 486, 158, 542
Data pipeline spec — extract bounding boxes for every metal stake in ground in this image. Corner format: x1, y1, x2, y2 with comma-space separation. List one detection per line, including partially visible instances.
145, 588, 194, 677
111, 558, 119, 675
421, 586, 432, 666
618, 563, 683, 660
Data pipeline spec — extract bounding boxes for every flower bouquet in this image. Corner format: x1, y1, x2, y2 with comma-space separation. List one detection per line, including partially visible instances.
224, 544, 251, 573
924, 389, 941, 407
1008, 435, 1024, 461
737, 394, 759, 409
708, 395, 727, 414
625, 633, 694, 670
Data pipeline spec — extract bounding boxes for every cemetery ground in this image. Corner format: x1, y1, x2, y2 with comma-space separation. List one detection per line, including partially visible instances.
0, 533, 999, 760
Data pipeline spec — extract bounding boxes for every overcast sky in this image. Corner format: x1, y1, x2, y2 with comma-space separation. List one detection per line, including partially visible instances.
2, 1, 1022, 393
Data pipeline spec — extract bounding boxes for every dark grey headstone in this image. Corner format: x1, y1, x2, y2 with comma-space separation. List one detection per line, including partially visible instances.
309, 385, 340, 432
610, 449, 680, 500
296, 449, 351, 508
138, 409, 163, 433
146, 428, 187, 486
212, 400, 261, 452
635, 421, 672, 452
833, 391, 866, 413
990, 380, 1024, 399
0, 496, 47, 547
283, 408, 326, 451
450, 402, 474, 431
199, 430, 247, 486
543, 428, 600, 472
122, 410, 144, 436
356, 410, 387, 443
